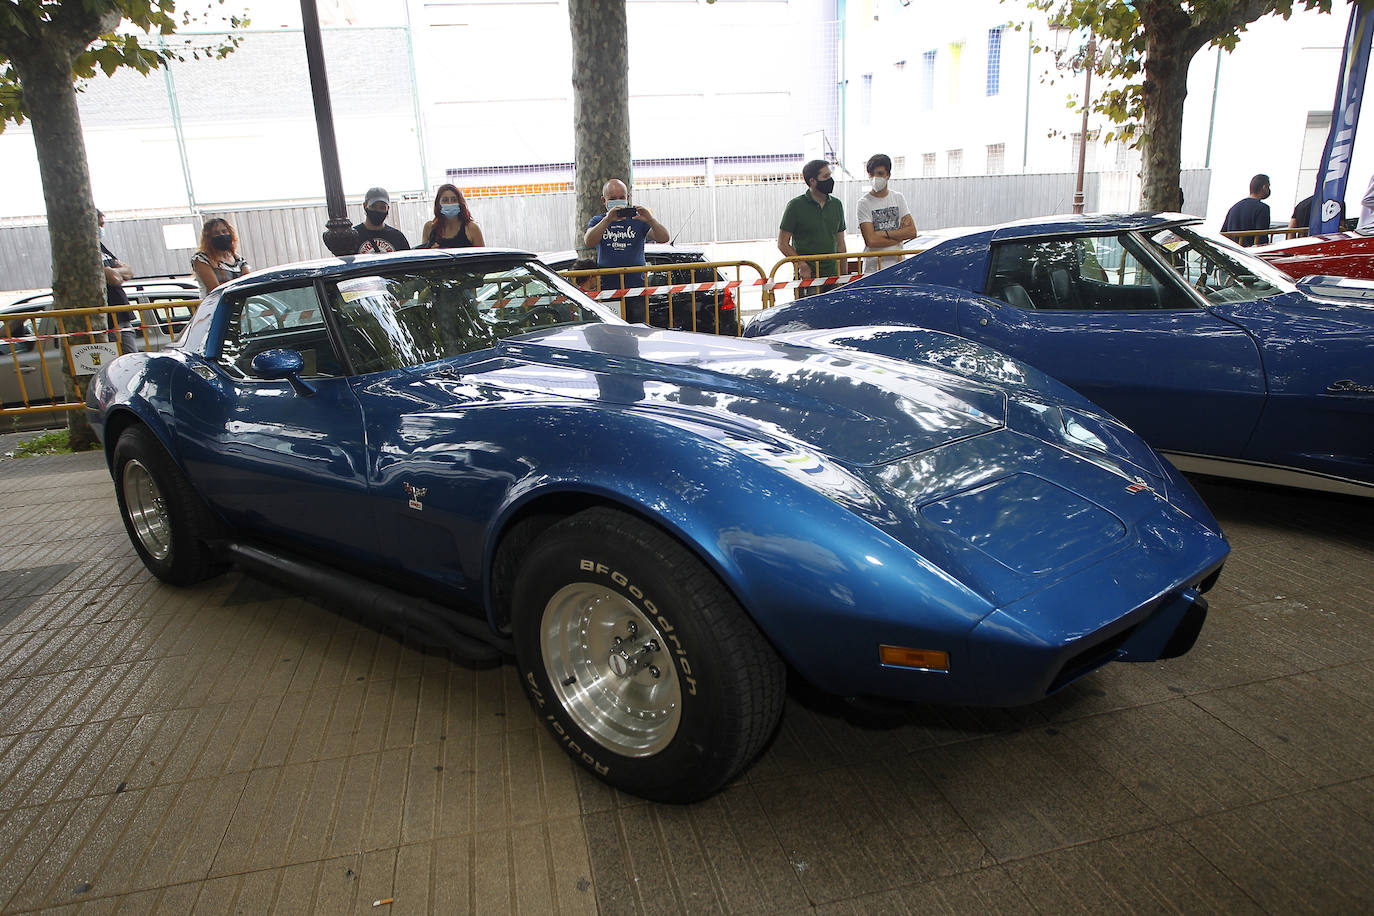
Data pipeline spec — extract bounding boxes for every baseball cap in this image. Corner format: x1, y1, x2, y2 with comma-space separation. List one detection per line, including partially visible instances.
364, 187, 391, 208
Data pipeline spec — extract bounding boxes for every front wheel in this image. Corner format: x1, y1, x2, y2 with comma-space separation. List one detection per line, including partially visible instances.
113, 426, 225, 585
511, 508, 784, 802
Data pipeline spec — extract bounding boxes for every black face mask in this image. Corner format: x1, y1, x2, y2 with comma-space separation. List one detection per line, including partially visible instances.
813, 177, 835, 195
211, 234, 233, 251
365, 209, 387, 226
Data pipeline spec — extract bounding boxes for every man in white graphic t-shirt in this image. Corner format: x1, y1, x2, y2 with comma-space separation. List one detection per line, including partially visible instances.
855, 153, 917, 274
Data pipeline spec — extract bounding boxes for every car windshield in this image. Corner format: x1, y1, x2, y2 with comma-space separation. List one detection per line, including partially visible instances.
1138, 225, 1296, 305
328, 262, 607, 374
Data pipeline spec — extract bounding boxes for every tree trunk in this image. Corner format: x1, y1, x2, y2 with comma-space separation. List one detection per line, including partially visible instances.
569, 0, 632, 250
8, 40, 107, 450
1138, 2, 1205, 212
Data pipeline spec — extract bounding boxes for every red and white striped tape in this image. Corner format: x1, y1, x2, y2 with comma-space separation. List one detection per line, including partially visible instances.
583, 273, 863, 300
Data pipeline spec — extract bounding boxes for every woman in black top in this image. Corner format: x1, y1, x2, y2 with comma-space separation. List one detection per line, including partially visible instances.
420, 184, 485, 248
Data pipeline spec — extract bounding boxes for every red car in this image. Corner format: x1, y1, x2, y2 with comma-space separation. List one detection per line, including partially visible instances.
1255, 231, 1374, 280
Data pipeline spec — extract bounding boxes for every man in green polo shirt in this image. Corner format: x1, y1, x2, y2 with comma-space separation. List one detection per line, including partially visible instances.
778, 159, 847, 298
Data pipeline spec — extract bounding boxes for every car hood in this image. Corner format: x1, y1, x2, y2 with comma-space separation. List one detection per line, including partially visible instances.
374, 323, 1008, 466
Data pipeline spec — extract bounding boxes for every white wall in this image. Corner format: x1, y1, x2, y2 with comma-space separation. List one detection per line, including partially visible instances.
841, 0, 1370, 225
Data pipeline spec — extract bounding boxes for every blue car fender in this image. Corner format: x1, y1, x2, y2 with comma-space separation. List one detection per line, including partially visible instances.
480, 411, 995, 692
744, 283, 988, 338
87, 352, 185, 471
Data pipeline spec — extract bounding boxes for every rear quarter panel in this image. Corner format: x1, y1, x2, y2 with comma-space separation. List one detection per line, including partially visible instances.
1214, 293, 1374, 480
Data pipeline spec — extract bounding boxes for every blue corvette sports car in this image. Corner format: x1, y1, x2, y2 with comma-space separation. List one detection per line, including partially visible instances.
746, 214, 1374, 497
88, 248, 1227, 801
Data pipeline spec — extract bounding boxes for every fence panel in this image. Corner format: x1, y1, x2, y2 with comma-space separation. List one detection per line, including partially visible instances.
0, 169, 1213, 291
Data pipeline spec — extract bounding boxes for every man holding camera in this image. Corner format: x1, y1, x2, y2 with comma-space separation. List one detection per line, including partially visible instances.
583, 178, 670, 322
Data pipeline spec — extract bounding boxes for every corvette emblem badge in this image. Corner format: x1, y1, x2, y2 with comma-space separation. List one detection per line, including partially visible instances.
403, 482, 427, 511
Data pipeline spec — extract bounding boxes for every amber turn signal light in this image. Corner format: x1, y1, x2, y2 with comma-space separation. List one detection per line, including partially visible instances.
879, 645, 950, 671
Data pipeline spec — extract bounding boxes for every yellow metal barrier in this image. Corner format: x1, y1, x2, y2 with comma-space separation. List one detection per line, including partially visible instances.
2, 299, 199, 418
763, 249, 924, 309
557, 260, 767, 335
1221, 227, 1309, 246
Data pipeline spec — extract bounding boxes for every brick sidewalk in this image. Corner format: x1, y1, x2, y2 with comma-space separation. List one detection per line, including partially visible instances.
1, 451, 1371, 914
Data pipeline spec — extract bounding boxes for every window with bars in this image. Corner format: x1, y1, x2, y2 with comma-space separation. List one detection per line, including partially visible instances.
921, 50, 937, 110
862, 73, 874, 125
947, 149, 963, 176
987, 27, 1003, 96
922, 152, 937, 176
986, 143, 1005, 174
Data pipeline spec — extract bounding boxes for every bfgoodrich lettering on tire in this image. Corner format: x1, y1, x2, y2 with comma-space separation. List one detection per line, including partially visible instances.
511, 507, 784, 802
113, 426, 224, 586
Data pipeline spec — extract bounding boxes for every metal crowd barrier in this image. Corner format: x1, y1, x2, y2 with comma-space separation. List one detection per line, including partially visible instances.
762, 249, 924, 309
556, 260, 768, 335
1221, 227, 1309, 246
2, 299, 199, 417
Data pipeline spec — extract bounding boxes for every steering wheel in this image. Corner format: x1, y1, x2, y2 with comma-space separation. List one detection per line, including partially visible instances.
520, 305, 562, 329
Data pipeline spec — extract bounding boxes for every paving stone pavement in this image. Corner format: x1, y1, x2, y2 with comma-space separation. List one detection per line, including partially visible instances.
0, 449, 1371, 915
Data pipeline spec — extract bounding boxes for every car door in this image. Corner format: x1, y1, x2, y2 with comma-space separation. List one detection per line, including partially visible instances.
3, 313, 47, 405
319, 267, 517, 599
171, 281, 376, 557
963, 232, 1266, 458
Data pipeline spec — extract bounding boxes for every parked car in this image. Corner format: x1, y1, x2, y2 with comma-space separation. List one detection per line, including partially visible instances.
87, 247, 1227, 801
1254, 230, 1374, 281
3, 276, 199, 407
540, 244, 740, 335
9, 273, 199, 326
745, 213, 1374, 498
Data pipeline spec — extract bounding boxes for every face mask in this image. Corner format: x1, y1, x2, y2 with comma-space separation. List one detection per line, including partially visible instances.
365, 208, 387, 226
440, 203, 462, 219
871, 177, 888, 193
605, 199, 629, 213
814, 177, 835, 195
98, 226, 106, 241
211, 234, 233, 251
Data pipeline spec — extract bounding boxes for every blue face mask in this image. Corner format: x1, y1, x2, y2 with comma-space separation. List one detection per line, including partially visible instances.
440, 203, 462, 219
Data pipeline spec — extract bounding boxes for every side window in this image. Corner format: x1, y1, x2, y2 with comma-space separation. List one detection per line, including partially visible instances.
989, 236, 1194, 311
4, 317, 38, 353
987, 240, 1077, 310
217, 285, 342, 380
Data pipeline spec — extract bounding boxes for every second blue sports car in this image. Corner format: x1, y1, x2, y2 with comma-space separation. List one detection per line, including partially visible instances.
745, 214, 1374, 497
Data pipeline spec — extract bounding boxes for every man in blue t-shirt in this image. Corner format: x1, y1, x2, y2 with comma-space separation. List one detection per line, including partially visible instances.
583, 178, 670, 321
1221, 174, 1271, 247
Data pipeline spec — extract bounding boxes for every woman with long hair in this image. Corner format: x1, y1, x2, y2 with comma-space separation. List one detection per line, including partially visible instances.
420, 184, 484, 248
190, 217, 250, 296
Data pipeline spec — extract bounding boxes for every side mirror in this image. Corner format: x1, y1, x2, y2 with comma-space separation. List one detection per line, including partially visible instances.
250, 348, 316, 396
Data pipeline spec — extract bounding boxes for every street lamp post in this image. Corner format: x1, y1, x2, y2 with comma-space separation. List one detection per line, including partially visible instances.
300, 0, 357, 256
1072, 38, 1096, 215
1052, 22, 1095, 215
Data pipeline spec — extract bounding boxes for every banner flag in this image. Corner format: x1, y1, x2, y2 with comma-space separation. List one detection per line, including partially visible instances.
1313, 5, 1374, 235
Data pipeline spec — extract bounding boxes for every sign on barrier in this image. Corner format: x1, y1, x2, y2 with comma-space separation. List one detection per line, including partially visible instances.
71, 343, 120, 374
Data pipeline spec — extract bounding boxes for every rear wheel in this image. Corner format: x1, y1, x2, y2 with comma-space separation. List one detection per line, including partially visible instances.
511, 507, 784, 802
113, 426, 224, 585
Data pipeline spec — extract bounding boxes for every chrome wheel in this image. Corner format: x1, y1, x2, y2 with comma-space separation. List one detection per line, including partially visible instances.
121, 459, 172, 561
540, 582, 681, 756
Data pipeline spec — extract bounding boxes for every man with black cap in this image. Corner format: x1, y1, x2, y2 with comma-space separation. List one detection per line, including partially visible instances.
354, 187, 410, 254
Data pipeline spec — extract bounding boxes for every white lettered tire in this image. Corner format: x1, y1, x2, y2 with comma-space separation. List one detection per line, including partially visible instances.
511, 507, 784, 802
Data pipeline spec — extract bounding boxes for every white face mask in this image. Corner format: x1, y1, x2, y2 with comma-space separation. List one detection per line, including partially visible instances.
605, 198, 629, 212
872, 177, 888, 193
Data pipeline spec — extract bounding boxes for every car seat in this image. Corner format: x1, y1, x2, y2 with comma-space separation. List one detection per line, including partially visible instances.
999, 282, 1035, 310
